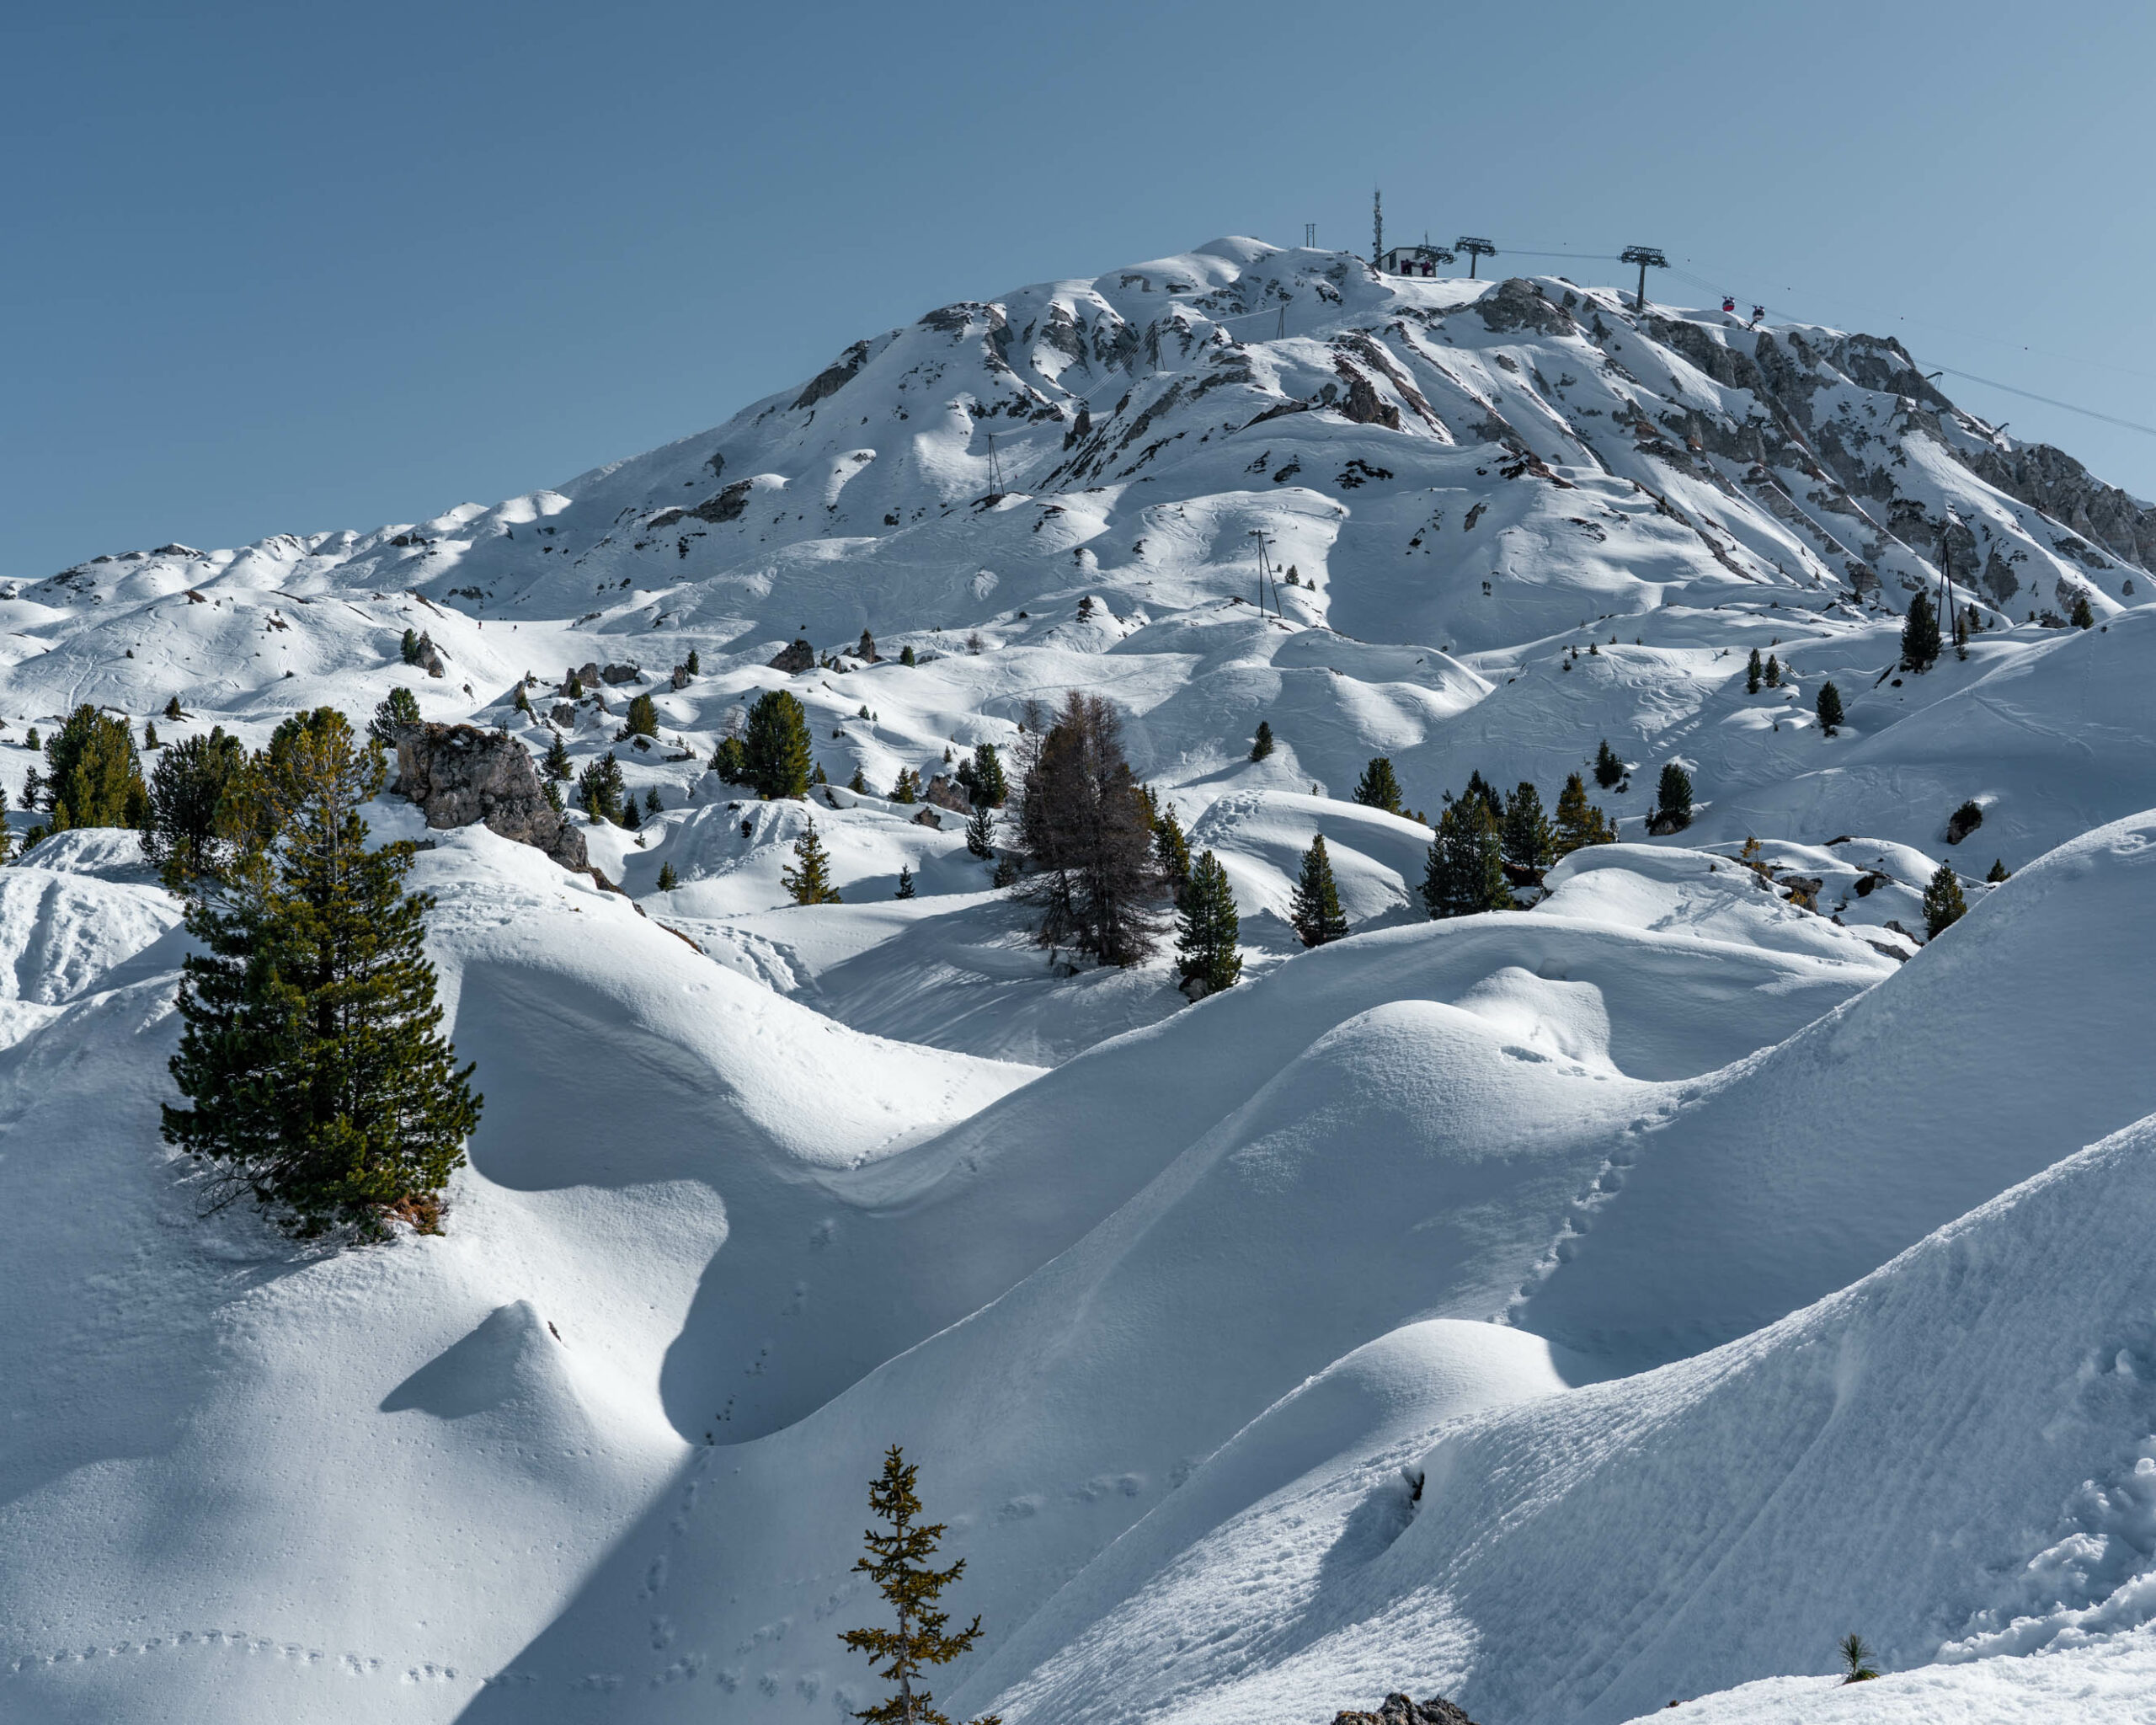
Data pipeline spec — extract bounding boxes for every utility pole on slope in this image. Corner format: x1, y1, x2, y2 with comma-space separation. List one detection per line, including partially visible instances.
985, 431, 1005, 497
1455, 237, 1497, 279
1620, 245, 1668, 313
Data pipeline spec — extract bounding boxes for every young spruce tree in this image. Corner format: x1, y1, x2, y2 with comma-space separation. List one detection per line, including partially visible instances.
1901, 591, 1941, 672
964, 802, 995, 860
1289, 834, 1349, 948
744, 689, 814, 799
1593, 739, 1625, 789
161, 709, 480, 1239
43, 703, 149, 831
1817, 681, 1845, 736
784, 819, 841, 905
1353, 756, 1405, 815
1175, 850, 1242, 994
1500, 781, 1556, 872
1654, 761, 1694, 831
1923, 862, 1967, 939
1422, 798, 1510, 918
1553, 772, 1617, 855
1249, 719, 1275, 761
838, 1446, 1001, 1725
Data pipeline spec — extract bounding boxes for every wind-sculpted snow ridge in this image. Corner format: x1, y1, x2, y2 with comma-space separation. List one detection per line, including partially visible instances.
8, 234, 2156, 1725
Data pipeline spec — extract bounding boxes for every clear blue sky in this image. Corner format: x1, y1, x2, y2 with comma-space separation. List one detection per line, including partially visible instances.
6, 0, 2152, 576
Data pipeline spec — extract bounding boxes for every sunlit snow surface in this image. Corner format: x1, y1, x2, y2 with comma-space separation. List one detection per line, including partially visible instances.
5, 238, 2156, 1723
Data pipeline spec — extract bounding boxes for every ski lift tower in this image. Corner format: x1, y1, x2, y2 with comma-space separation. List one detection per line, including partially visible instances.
1454, 237, 1496, 279
1621, 245, 1668, 313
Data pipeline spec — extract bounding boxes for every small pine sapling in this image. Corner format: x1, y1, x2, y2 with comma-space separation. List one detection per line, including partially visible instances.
895, 864, 915, 899
848, 766, 869, 794
1593, 739, 1625, 789
164, 695, 184, 722
1746, 647, 1762, 693
1838, 1634, 1879, 1684
783, 820, 841, 905
1175, 850, 1242, 995
965, 803, 995, 860
1250, 720, 1275, 761
899, 644, 918, 667
1817, 681, 1845, 736
838, 1446, 1001, 1725
620, 794, 642, 830
143, 720, 159, 750
685, 648, 701, 675
24, 726, 40, 752
644, 787, 663, 815
2071, 592, 2095, 629
1764, 654, 1781, 688
1986, 857, 2010, 883
656, 862, 678, 892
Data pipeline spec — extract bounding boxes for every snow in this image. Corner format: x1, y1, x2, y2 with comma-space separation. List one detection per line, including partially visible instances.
8, 232, 2156, 1724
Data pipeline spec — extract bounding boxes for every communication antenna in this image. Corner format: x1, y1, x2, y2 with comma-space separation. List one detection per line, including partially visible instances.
1620, 245, 1668, 313
1304, 222, 1316, 248
1373, 189, 1384, 265
1454, 237, 1496, 279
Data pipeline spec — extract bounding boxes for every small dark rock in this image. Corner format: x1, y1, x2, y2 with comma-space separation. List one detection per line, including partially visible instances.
1945, 800, 1984, 845
1331, 1691, 1479, 1725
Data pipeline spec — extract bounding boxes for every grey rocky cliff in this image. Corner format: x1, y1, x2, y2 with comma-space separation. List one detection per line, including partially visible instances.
390, 723, 589, 872
1331, 1692, 1477, 1725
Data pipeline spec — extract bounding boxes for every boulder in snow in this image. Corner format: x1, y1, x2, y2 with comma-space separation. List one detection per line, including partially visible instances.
388, 723, 588, 872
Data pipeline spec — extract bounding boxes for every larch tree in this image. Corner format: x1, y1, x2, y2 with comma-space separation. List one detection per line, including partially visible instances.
161, 708, 480, 1240
1553, 772, 1616, 854
1289, 834, 1349, 947
838, 1446, 1001, 1725
1015, 692, 1159, 966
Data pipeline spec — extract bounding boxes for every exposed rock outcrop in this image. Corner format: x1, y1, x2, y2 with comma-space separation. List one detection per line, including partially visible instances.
389, 723, 588, 871
1331, 1690, 1478, 1725
769, 638, 816, 675
921, 774, 972, 814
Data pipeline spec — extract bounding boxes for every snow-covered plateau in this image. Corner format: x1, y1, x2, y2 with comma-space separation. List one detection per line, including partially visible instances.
7, 236, 2156, 1724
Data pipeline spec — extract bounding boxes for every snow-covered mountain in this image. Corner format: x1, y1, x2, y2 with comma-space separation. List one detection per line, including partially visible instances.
7, 237, 2156, 1725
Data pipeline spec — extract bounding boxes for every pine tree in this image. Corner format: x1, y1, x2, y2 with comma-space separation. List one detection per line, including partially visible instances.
370, 686, 422, 745
1764, 654, 1781, 687
567, 671, 584, 698
1593, 739, 1625, 788
1462, 770, 1502, 822
542, 778, 563, 814
895, 865, 915, 899
43, 704, 148, 831
1839, 1634, 1880, 1685
143, 726, 248, 886
899, 644, 918, 667
714, 735, 750, 784
1250, 719, 1275, 761
1901, 591, 1941, 671
783, 820, 841, 905
161, 709, 480, 1240
965, 802, 995, 859
513, 682, 532, 716
645, 787, 663, 815
656, 862, 678, 892
400, 627, 422, 665
1421, 798, 1510, 918
1501, 781, 1556, 871
24, 726, 39, 752
847, 765, 868, 794
1923, 862, 1967, 938
1746, 647, 1763, 693
963, 742, 1008, 808
744, 689, 814, 799
141, 719, 159, 750
1153, 805, 1192, 901
1986, 857, 2010, 883
577, 752, 626, 823
1654, 761, 1694, 831
2072, 592, 2095, 629
686, 648, 701, 675
1289, 835, 1349, 947
164, 695, 184, 722
542, 733, 573, 781
838, 1447, 1001, 1725
891, 767, 920, 804
620, 793, 642, 830
1175, 850, 1243, 993
1553, 772, 1616, 854
1817, 681, 1845, 735
625, 692, 659, 737
1353, 756, 1404, 815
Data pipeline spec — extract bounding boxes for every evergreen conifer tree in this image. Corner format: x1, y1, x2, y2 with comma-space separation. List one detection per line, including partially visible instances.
164, 695, 184, 722
1593, 740, 1625, 788
1500, 781, 1556, 871
1152, 806, 1192, 902
43, 704, 148, 831
1175, 850, 1242, 993
143, 720, 159, 750
577, 752, 626, 823
542, 778, 563, 814
964, 742, 1008, 807
838, 1446, 1001, 1725
620, 793, 642, 830
1839, 1635, 1880, 1685
1463, 770, 1502, 821
542, 733, 573, 781
1764, 654, 1781, 687
1986, 857, 2010, 883
1923, 862, 1967, 938
625, 692, 659, 738
1016, 692, 1160, 965
1422, 798, 1509, 918
1817, 681, 1844, 735
686, 648, 701, 675
783, 819, 841, 905
143, 726, 248, 885
24, 726, 39, 752
900, 644, 917, 666
370, 686, 422, 745
1746, 648, 1763, 693
714, 735, 750, 784
848, 765, 869, 794
744, 689, 814, 799
161, 709, 480, 1240
1353, 756, 1404, 815
1901, 591, 1941, 671
514, 683, 532, 715
965, 803, 995, 859
1553, 772, 1617, 854
896, 865, 915, 899
400, 627, 421, 665
1250, 720, 1275, 761
645, 788, 663, 815
1289, 835, 1349, 947
891, 767, 920, 804
1654, 761, 1694, 831
2071, 592, 2095, 629
656, 862, 678, 892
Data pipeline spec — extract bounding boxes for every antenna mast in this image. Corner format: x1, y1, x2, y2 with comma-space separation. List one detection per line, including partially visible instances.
1372, 189, 1384, 265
